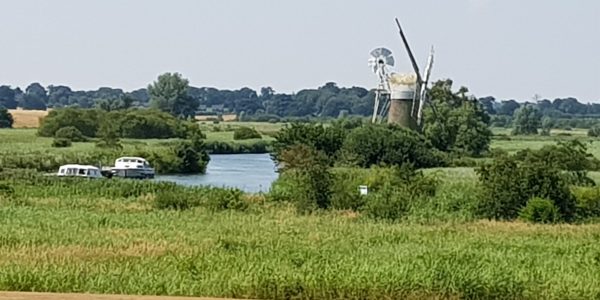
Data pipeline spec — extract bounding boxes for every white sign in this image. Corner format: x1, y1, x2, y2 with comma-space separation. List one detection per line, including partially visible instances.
359, 185, 368, 196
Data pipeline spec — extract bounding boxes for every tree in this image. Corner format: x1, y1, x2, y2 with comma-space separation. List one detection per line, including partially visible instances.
512, 105, 541, 135
19, 83, 48, 110
96, 120, 122, 149
173, 135, 210, 173
497, 100, 520, 116
0, 86, 18, 109
148, 73, 198, 117
423, 80, 492, 156
0, 107, 14, 128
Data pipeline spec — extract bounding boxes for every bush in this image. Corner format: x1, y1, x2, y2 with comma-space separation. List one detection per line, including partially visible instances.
233, 126, 262, 140
572, 187, 600, 221
51, 138, 72, 148
341, 124, 444, 168
476, 155, 576, 221
38, 108, 103, 137
588, 125, 600, 137
519, 197, 560, 223
54, 126, 87, 142
0, 107, 13, 128
274, 145, 332, 212
273, 123, 346, 163
39, 108, 199, 139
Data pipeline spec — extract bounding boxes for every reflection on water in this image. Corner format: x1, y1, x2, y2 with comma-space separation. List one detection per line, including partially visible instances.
154, 153, 278, 193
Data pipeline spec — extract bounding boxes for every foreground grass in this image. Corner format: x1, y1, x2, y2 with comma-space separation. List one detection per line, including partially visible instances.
0, 193, 599, 299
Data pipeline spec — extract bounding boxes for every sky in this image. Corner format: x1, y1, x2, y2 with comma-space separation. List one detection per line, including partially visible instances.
0, 0, 598, 101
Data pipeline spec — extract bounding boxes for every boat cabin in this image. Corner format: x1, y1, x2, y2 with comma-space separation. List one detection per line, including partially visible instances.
57, 165, 103, 178
111, 157, 155, 179
115, 157, 151, 169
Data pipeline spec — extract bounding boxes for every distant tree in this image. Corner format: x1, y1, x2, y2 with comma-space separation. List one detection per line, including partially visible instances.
0, 86, 18, 109
47, 85, 73, 107
19, 83, 48, 110
148, 73, 198, 117
497, 100, 520, 116
512, 105, 541, 135
0, 107, 14, 128
478, 96, 496, 114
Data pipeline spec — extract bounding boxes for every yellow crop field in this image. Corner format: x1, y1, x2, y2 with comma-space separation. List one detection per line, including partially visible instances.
8, 109, 49, 128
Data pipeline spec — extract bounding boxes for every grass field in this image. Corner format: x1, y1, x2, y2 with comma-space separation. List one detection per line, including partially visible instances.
0, 187, 598, 299
2, 126, 600, 299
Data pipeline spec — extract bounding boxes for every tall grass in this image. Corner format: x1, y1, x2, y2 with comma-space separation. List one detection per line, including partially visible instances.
0, 199, 599, 299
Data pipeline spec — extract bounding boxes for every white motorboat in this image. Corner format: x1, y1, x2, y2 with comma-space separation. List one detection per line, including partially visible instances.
57, 164, 103, 179
110, 157, 155, 179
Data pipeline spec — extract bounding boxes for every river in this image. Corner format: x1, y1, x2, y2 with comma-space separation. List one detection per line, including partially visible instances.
154, 153, 279, 193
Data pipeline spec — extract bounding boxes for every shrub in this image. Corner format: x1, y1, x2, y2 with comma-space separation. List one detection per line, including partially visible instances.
476, 156, 576, 221
39, 108, 199, 139
173, 137, 210, 174
275, 144, 332, 212
273, 123, 346, 163
54, 126, 87, 142
588, 125, 600, 137
572, 187, 600, 221
0, 107, 13, 128
38, 108, 103, 137
519, 197, 560, 224
341, 124, 444, 168
51, 138, 72, 148
233, 126, 262, 140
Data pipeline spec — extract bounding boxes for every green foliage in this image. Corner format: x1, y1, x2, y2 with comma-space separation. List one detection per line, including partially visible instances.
275, 144, 332, 212
95, 120, 122, 150
512, 105, 541, 135
423, 80, 492, 156
518, 197, 560, 223
571, 187, 600, 221
0, 182, 14, 198
39, 108, 195, 139
148, 72, 198, 118
38, 108, 102, 137
51, 138, 72, 148
476, 155, 576, 221
204, 140, 270, 154
0, 107, 13, 128
204, 188, 247, 212
513, 140, 599, 185
588, 125, 600, 137
54, 126, 87, 142
273, 122, 346, 163
173, 137, 210, 174
341, 124, 444, 168
153, 190, 198, 210
233, 126, 261, 140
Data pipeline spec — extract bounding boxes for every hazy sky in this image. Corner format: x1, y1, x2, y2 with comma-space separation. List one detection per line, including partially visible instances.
0, 0, 598, 101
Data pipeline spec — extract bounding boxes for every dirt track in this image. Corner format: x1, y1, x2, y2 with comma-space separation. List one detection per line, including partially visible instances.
0, 292, 244, 300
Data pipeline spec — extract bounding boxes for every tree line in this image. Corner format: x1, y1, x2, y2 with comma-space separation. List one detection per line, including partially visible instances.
3, 73, 596, 120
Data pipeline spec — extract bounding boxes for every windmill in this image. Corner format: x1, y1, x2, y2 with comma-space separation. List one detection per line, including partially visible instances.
368, 47, 394, 123
369, 18, 435, 129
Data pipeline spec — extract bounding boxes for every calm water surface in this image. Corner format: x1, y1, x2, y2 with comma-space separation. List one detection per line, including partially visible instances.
155, 154, 278, 193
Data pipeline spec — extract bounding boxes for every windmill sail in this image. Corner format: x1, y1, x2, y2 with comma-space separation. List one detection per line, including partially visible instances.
417, 47, 434, 126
